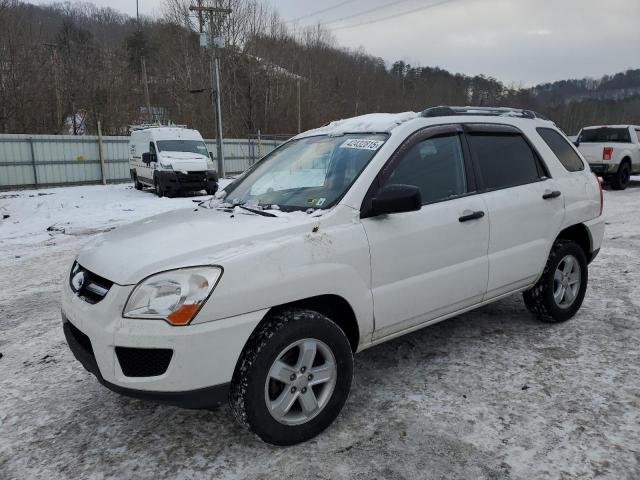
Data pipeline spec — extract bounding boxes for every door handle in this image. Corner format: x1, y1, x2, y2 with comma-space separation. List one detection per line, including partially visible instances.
459, 211, 485, 222
543, 190, 561, 200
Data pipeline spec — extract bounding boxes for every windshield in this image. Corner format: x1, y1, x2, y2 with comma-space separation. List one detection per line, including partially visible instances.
578, 128, 631, 143
156, 140, 209, 155
224, 134, 387, 211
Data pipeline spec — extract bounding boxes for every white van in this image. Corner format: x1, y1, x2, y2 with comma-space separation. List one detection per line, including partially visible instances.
128, 126, 218, 197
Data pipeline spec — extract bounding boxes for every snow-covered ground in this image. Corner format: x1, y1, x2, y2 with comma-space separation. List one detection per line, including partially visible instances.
1, 180, 639, 479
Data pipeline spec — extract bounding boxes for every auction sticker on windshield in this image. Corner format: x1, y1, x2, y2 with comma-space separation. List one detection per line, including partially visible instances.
340, 139, 385, 150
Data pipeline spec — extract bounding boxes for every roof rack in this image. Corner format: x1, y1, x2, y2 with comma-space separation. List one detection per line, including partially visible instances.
421, 106, 549, 121
129, 123, 188, 132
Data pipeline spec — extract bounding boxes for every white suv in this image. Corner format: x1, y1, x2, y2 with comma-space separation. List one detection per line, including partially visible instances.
62, 107, 605, 445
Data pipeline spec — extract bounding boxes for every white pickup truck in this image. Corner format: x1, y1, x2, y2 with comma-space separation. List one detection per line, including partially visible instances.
576, 125, 640, 190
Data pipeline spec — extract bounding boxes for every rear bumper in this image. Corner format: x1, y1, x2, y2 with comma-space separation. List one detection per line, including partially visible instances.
63, 317, 229, 409
589, 163, 617, 175
584, 216, 605, 261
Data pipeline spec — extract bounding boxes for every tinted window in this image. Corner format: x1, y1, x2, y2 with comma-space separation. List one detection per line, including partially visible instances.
386, 134, 467, 204
578, 127, 631, 143
537, 127, 585, 172
468, 134, 542, 190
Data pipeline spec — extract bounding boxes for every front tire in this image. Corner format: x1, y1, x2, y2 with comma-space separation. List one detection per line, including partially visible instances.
523, 239, 588, 323
154, 176, 164, 197
230, 308, 353, 445
611, 162, 630, 190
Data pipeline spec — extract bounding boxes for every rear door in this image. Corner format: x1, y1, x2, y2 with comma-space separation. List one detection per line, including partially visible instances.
361, 125, 490, 339
465, 124, 564, 299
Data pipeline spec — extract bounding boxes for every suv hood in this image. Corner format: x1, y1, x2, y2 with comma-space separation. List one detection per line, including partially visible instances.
158, 151, 209, 171
77, 207, 317, 285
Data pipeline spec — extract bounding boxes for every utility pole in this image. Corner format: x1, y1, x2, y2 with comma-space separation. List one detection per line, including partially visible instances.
190, 1, 230, 178
297, 78, 301, 133
137, 0, 153, 123
43, 43, 62, 131
141, 57, 152, 123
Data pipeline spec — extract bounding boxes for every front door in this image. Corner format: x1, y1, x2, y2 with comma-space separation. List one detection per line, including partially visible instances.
361, 125, 490, 339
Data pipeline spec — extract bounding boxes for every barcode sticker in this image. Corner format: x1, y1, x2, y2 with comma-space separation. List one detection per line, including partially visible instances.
340, 139, 385, 151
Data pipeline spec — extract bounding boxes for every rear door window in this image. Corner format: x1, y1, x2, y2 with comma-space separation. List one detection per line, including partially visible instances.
537, 127, 585, 172
467, 133, 545, 190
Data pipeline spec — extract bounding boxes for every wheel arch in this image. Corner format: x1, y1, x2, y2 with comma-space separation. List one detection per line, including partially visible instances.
556, 223, 593, 262
258, 295, 361, 353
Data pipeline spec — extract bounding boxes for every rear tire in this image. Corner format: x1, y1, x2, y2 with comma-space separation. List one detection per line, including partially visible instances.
523, 239, 588, 323
230, 308, 353, 445
133, 173, 143, 190
611, 162, 630, 190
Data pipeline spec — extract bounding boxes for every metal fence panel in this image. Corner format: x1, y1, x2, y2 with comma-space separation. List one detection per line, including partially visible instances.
0, 134, 287, 190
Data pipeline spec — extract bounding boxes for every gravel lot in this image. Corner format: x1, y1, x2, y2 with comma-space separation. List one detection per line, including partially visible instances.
1, 182, 639, 479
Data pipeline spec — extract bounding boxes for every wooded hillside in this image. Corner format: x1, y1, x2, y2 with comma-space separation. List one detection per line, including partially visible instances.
1, 0, 638, 137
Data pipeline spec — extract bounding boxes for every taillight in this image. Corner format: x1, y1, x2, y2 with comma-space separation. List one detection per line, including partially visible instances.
602, 147, 613, 160
595, 173, 604, 216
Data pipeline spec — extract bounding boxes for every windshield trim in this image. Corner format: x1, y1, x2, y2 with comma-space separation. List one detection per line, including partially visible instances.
224, 132, 389, 211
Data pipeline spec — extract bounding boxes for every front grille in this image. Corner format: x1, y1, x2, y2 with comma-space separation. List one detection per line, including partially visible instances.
177, 171, 207, 184
115, 347, 173, 377
69, 262, 113, 304
67, 321, 94, 355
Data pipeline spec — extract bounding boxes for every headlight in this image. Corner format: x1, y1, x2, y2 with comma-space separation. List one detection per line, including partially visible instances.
159, 162, 173, 170
123, 267, 222, 326
207, 160, 215, 170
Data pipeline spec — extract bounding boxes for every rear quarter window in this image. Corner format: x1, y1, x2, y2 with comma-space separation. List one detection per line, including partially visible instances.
537, 127, 585, 172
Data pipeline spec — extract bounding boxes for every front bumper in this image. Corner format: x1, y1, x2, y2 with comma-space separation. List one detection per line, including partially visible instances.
62, 318, 229, 408
156, 169, 218, 193
61, 277, 265, 409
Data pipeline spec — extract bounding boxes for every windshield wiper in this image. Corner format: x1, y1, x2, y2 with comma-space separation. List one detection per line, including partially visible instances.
237, 204, 277, 217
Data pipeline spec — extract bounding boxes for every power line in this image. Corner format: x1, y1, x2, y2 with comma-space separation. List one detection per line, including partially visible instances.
321, 0, 418, 26
328, 0, 459, 30
289, 0, 361, 23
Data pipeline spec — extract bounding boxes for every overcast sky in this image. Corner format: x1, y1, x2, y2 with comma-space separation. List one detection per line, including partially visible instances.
27, 0, 640, 86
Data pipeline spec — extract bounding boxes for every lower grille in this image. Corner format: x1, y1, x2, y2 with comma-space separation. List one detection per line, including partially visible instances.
115, 347, 173, 377
177, 172, 207, 184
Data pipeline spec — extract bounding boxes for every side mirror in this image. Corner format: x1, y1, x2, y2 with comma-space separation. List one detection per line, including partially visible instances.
573, 140, 580, 147
142, 152, 157, 164
209, 151, 215, 161
370, 184, 422, 216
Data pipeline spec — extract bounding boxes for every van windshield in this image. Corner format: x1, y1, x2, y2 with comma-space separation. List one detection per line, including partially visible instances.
578, 128, 631, 143
224, 134, 387, 211
156, 140, 209, 156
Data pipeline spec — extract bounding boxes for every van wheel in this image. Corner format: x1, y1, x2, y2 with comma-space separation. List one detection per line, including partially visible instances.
230, 308, 353, 445
523, 239, 588, 323
611, 162, 630, 190
133, 173, 143, 190
154, 177, 164, 197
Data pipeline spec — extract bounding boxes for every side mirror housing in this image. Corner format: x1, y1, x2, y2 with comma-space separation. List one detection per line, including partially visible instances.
573, 140, 580, 148
370, 184, 422, 216
209, 151, 215, 161
142, 152, 157, 164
